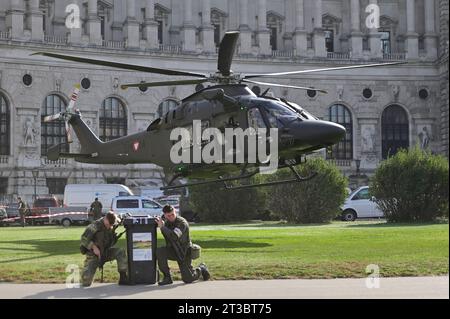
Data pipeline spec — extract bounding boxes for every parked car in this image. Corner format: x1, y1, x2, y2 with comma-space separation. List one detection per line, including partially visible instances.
155, 195, 180, 211
0, 207, 7, 226
64, 184, 134, 214
5, 202, 20, 218
340, 186, 384, 221
0, 206, 7, 219
111, 196, 163, 218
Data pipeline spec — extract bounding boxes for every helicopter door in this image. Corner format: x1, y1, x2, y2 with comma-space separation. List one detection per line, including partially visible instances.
247, 107, 267, 132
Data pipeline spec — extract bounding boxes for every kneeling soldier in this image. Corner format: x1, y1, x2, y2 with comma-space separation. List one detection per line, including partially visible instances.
156, 205, 210, 285
80, 212, 129, 287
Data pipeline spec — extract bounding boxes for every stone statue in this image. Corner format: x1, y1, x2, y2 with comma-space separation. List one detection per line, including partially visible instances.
391, 85, 400, 101
361, 126, 375, 153
337, 85, 344, 100
418, 126, 431, 149
24, 118, 36, 146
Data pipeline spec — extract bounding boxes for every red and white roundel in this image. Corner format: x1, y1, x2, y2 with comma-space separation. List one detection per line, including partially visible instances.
133, 141, 140, 152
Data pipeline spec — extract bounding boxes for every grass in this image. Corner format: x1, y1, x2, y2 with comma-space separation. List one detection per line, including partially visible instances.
0, 220, 448, 283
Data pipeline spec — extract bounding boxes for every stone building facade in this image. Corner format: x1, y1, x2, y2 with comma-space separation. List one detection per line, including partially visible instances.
0, 0, 448, 202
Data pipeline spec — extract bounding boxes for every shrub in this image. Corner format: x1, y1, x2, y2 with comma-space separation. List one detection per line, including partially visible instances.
266, 158, 348, 223
370, 147, 449, 222
188, 177, 266, 223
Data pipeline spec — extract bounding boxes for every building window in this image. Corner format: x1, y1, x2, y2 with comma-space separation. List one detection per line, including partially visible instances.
380, 31, 391, 54
100, 97, 127, 142
213, 23, 221, 47
328, 104, 353, 160
157, 99, 179, 118
324, 29, 334, 52
157, 20, 163, 44
106, 177, 126, 185
0, 178, 7, 195
269, 27, 277, 50
46, 178, 67, 195
0, 94, 10, 156
382, 105, 409, 159
41, 94, 69, 157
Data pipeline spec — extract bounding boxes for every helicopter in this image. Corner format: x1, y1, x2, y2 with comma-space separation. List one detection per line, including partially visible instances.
33, 31, 405, 190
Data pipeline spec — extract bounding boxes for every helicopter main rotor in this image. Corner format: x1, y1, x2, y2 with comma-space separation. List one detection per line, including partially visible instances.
32, 31, 406, 94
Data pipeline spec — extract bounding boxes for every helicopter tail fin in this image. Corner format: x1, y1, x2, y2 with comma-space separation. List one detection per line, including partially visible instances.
68, 114, 103, 155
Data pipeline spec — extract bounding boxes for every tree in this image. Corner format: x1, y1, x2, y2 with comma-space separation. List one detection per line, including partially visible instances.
370, 147, 449, 222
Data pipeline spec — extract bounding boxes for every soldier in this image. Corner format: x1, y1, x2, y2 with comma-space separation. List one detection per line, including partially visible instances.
79, 212, 129, 287
155, 205, 210, 285
89, 198, 103, 221
18, 197, 27, 227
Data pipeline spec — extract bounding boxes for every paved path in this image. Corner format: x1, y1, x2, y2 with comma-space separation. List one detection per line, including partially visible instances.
0, 276, 448, 299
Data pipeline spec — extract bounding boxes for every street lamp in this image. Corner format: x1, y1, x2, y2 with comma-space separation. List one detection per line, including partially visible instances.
32, 170, 39, 201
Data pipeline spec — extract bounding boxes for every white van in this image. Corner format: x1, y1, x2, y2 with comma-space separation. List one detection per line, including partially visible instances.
64, 184, 134, 213
111, 196, 162, 218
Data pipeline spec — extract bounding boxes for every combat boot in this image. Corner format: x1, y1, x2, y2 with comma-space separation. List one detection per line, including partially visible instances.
199, 263, 210, 281
118, 271, 130, 285
158, 275, 173, 286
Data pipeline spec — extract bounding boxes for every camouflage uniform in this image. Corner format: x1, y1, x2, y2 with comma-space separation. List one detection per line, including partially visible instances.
157, 215, 201, 283
89, 200, 103, 221
18, 199, 27, 227
80, 218, 127, 287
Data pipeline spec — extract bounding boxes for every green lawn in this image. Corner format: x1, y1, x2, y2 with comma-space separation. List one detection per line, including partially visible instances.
0, 220, 448, 283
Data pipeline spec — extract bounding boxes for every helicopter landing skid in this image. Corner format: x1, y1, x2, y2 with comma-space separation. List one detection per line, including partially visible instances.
160, 163, 317, 191
223, 164, 317, 190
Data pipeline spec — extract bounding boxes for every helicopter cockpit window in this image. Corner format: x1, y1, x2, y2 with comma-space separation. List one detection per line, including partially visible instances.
260, 101, 296, 127
247, 108, 267, 131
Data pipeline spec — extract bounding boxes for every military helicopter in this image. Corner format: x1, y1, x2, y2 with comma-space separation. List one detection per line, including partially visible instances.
33, 32, 405, 190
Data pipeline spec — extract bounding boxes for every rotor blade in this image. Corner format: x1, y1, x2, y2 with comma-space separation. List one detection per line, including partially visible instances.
242, 79, 328, 94
121, 79, 208, 90
31, 52, 208, 78
44, 113, 62, 122
244, 61, 407, 79
67, 84, 81, 112
65, 121, 73, 144
217, 31, 240, 76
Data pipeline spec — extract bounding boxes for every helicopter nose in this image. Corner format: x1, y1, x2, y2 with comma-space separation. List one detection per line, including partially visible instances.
320, 121, 346, 145
287, 120, 346, 146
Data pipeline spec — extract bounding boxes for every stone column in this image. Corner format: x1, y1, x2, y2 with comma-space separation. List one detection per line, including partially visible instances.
68, 0, 82, 44
6, 0, 24, 40
293, 0, 307, 56
125, 0, 140, 48
200, 0, 215, 53
144, 0, 158, 49
349, 0, 363, 57
424, 0, 437, 60
88, 0, 102, 45
313, 0, 326, 57
368, 0, 382, 58
28, 0, 43, 41
257, 0, 270, 55
238, 0, 252, 55
182, 0, 196, 52
406, 0, 419, 59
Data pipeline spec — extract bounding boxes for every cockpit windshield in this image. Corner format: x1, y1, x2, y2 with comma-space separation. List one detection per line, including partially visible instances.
261, 100, 295, 118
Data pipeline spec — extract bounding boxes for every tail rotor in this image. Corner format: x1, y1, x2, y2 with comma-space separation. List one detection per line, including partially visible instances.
43, 84, 80, 144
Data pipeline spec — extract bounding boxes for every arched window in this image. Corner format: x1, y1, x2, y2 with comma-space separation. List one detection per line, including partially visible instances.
100, 97, 127, 142
41, 94, 69, 156
382, 105, 409, 159
158, 99, 179, 119
0, 94, 10, 155
328, 104, 353, 160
